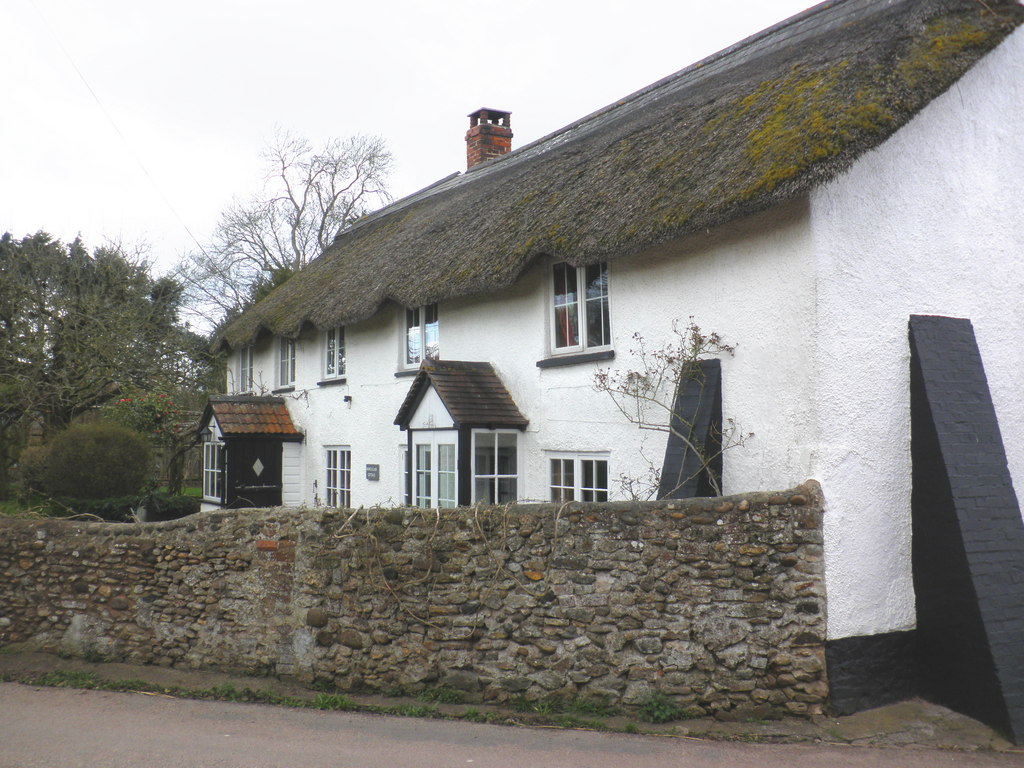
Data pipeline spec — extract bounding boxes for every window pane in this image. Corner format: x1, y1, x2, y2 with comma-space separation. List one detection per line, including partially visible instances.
406, 308, 421, 365
497, 477, 517, 504
337, 327, 346, 375
497, 432, 517, 474
550, 458, 574, 502
553, 263, 579, 348
325, 329, 336, 376
437, 443, 456, 508
580, 459, 609, 502
438, 443, 456, 472
474, 437, 495, 476
475, 478, 495, 505
402, 448, 410, 504
585, 263, 610, 348
280, 339, 295, 384
424, 303, 439, 361
415, 443, 431, 507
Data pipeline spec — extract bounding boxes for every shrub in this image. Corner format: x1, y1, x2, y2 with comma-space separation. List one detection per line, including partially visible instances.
15, 444, 50, 494
58, 491, 199, 523
42, 423, 151, 499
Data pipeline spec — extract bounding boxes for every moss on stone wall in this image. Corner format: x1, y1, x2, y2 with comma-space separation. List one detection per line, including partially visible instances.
0, 484, 828, 718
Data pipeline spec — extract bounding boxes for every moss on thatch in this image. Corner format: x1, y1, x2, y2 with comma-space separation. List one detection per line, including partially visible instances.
219, 0, 1022, 350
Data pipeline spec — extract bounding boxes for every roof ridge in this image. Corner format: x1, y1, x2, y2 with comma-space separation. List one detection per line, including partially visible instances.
334, 0, 858, 237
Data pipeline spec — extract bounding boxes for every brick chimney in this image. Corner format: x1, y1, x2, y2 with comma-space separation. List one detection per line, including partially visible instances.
466, 108, 512, 168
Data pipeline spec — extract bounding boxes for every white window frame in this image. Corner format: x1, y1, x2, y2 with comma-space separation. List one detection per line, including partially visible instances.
325, 446, 352, 508
203, 440, 224, 501
324, 326, 346, 380
238, 346, 254, 393
404, 303, 439, 368
278, 337, 296, 386
410, 431, 457, 508
551, 262, 611, 353
548, 452, 610, 502
473, 430, 519, 505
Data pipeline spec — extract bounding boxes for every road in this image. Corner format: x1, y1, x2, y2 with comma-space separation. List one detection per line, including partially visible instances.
0, 683, 1018, 768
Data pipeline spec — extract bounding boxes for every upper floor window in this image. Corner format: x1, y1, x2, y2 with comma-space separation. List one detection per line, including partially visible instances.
278, 337, 296, 386
405, 303, 439, 367
238, 346, 254, 393
324, 327, 346, 379
549, 453, 609, 502
553, 262, 610, 352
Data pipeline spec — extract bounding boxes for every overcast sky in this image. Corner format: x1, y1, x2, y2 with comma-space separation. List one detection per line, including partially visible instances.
2, 0, 812, 273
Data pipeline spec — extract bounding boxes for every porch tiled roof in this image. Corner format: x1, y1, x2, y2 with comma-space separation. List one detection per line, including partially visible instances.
395, 360, 528, 430
207, 396, 302, 438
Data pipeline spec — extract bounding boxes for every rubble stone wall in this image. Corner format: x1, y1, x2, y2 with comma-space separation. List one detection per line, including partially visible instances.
0, 481, 827, 718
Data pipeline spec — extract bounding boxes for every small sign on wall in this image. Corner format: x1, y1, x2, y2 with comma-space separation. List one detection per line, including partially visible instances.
365, 464, 380, 482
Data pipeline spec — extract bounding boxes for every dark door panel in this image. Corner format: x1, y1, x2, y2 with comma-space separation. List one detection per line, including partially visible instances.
225, 438, 283, 508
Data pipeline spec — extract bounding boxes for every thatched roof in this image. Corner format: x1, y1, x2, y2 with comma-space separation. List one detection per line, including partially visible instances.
219, 0, 1023, 351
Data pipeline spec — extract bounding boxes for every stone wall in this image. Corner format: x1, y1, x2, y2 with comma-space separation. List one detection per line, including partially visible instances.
0, 481, 827, 718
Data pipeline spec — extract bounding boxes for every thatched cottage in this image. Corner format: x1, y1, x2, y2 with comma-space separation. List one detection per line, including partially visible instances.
207, 0, 1024, 736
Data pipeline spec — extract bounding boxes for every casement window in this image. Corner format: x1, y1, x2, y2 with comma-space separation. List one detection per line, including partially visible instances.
552, 262, 611, 352
238, 346, 254, 393
549, 453, 609, 502
413, 437, 457, 508
473, 431, 518, 504
324, 327, 346, 379
325, 447, 352, 508
278, 337, 296, 386
405, 303, 439, 367
202, 441, 224, 501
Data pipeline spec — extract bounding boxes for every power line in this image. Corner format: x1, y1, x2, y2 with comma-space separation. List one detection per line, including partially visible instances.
27, 0, 208, 256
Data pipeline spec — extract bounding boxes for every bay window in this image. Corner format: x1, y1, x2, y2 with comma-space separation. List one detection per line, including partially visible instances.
474, 431, 518, 504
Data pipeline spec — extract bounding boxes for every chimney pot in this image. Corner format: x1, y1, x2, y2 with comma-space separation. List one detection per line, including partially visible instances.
466, 108, 512, 169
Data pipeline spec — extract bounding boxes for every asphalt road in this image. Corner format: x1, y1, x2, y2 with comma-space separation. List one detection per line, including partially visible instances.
1, 683, 1019, 768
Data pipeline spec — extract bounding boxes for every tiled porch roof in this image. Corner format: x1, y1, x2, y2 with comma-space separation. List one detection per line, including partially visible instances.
205, 396, 303, 439
394, 360, 528, 430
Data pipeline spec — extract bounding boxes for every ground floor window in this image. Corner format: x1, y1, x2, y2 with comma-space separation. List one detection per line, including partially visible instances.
549, 453, 609, 502
412, 434, 456, 508
474, 431, 518, 504
203, 441, 224, 500
325, 446, 352, 508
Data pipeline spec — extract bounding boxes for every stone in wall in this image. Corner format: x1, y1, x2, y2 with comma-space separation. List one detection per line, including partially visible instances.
0, 481, 827, 718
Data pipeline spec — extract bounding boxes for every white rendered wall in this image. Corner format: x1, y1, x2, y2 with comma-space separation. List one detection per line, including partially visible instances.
809, 28, 1024, 640
227, 33, 1024, 647
232, 201, 819, 512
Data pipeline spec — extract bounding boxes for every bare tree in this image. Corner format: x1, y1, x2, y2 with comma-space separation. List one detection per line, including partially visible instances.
178, 129, 393, 327
594, 319, 752, 499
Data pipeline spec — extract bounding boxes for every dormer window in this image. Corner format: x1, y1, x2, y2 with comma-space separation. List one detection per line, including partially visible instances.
324, 327, 346, 379
278, 337, 296, 387
552, 262, 610, 352
238, 346, 254, 393
405, 303, 439, 367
